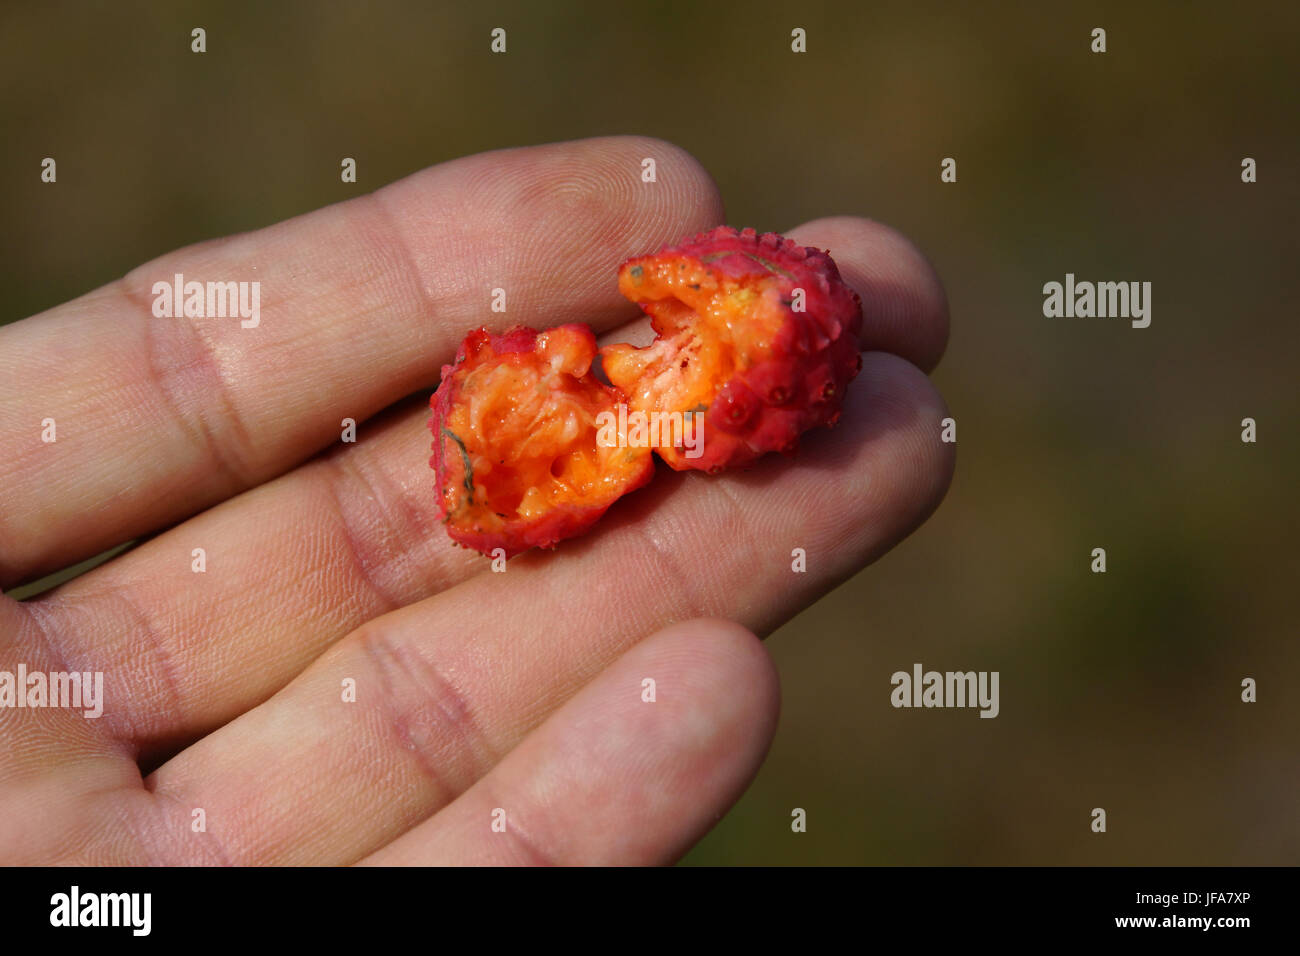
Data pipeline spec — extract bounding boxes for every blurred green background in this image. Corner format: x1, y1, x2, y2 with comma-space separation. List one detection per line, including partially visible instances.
2, 1, 1296, 864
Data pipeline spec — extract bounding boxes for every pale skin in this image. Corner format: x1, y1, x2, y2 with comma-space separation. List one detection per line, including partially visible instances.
0, 136, 953, 864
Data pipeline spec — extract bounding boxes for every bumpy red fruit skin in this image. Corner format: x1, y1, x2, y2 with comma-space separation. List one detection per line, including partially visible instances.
601, 226, 863, 471
430, 325, 654, 558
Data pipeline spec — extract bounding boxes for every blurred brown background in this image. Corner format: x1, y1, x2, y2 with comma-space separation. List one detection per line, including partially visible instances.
2, 1, 1296, 864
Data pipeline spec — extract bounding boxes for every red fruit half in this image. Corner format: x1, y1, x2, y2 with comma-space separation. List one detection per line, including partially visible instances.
601, 226, 864, 471
430, 325, 654, 558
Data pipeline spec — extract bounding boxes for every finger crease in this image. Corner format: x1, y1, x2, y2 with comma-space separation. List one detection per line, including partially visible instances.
482, 782, 558, 866
20, 600, 147, 763
361, 625, 498, 806
363, 193, 443, 340
709, 477, 765, 581
126, 278, 257, 491
324, 458, 408, 615
634, 518, 713, 625
97, 587, 186, 748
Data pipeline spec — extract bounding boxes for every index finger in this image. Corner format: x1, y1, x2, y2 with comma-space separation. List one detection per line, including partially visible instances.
0, 136, 724, 587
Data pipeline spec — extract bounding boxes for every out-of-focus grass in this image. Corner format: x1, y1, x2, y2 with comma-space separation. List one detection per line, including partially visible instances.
2, 1, 1295, 864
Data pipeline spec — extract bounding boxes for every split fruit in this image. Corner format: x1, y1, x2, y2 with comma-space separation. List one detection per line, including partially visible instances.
429, 324, 654, 558
430, 226, 864, 557
602, 225, 863, 471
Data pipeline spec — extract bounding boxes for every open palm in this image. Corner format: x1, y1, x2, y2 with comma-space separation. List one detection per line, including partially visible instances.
0, 136, 952, 864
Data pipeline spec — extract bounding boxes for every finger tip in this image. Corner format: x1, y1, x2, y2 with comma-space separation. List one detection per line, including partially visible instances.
787, 215, 951, 371
641, 617, 779, 715
845, 350, 956, 538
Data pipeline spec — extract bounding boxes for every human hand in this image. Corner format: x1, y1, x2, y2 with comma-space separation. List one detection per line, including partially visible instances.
0, 136, 952, 864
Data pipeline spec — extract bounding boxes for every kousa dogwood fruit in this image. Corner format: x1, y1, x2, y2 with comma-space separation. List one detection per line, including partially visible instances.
429, 324, 654, 558
601, 226, 863, 471
430, 227, 864, 557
